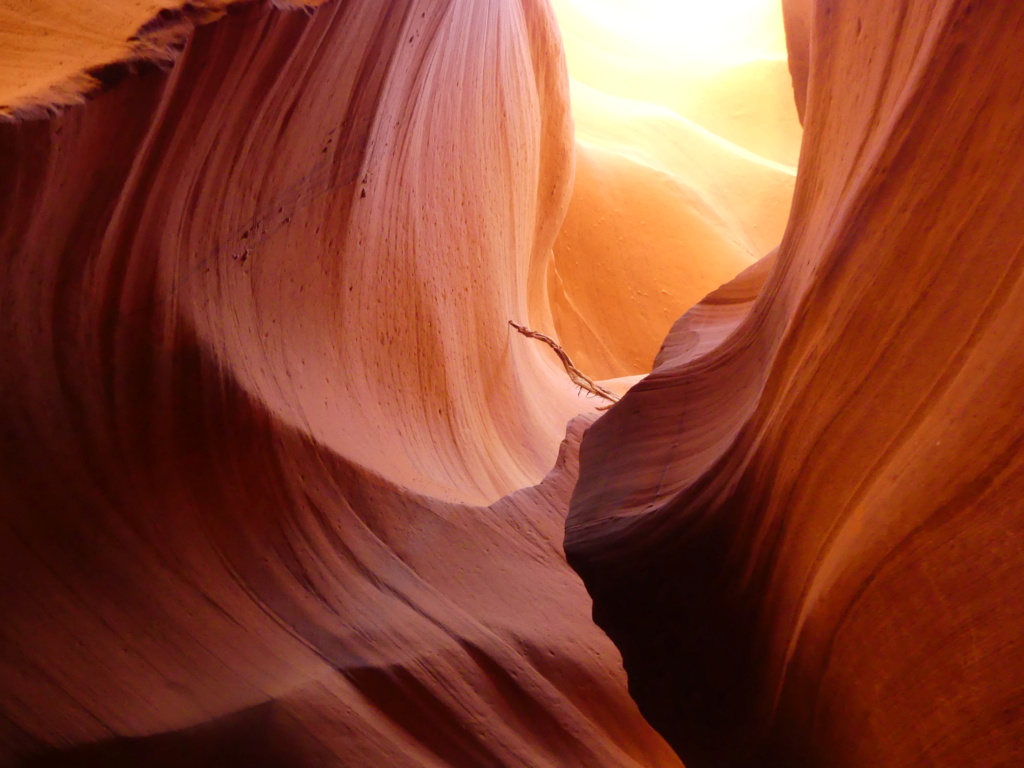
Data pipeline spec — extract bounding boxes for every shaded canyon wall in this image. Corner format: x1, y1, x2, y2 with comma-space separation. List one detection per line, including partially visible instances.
567, 1, 1024, 765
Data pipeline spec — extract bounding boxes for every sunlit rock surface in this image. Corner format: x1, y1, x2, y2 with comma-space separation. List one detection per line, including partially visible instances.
0, 1, 680, 765
546, 0, 800, 378
567, 1, 1024, 765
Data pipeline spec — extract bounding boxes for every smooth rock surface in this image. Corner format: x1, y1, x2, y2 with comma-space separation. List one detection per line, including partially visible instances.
546, 0, 800, 378
567, 1, 1024, 765
0, 1, 679, 765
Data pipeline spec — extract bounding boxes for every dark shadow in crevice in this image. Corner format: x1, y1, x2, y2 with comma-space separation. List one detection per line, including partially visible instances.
18, 703, 294, 768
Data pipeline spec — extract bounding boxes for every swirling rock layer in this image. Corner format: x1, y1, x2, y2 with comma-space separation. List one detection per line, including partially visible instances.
0, 1, 679, 765
568, 1, 1024, 766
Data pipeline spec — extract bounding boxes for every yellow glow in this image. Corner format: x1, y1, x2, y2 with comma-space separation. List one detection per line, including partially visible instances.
544, 0, 802, 378
549, 0, 801, 167
552, 0, 788, 71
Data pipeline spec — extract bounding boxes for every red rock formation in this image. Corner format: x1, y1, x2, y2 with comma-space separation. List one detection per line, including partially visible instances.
568, 0, 1024, 765
0, 1, 680, 765
782, 0, 811, 124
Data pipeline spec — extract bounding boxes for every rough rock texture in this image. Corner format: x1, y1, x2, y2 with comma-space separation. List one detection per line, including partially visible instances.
568, 1, 1024, 766
0, 1, 681, 765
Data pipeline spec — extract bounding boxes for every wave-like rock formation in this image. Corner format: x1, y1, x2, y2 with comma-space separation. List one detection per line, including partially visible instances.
0, 1, 684, 765
14, 0, 1021, 765
568, 0, 1024, 765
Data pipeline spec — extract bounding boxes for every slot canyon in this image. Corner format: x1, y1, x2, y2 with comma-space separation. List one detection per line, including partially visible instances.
1, 0, 1022, 766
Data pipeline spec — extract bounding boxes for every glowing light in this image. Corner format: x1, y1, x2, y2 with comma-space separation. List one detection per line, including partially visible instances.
552, 0, 788, 71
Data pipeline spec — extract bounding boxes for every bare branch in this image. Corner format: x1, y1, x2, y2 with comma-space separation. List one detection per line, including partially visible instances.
508, 321, 620, 409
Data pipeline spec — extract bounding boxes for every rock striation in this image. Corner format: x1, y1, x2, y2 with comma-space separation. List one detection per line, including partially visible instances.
11, 0, 1020, 765
567, 1, 1024, 765
0, 1, 681, 765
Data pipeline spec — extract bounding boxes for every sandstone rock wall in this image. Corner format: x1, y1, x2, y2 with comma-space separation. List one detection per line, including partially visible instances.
568, 1, 1024, 765
0, 2, 677, 765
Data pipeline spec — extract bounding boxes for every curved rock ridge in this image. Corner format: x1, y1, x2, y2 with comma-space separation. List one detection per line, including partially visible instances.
0, 0, 680, 765
3, 0, 596, 508
568, 0, 1024, 765
544, 0, 800, 379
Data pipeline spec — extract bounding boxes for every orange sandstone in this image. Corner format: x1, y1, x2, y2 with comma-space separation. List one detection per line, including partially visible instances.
0, 1, 679, 765
546, 0, 800, 377
568, 1, 1024, 765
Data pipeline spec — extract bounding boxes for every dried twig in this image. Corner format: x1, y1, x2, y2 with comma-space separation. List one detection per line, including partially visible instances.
508, 321, 620, 410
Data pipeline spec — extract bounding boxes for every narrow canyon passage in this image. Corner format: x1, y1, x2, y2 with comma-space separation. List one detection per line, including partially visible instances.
3, 1, 1024, 767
